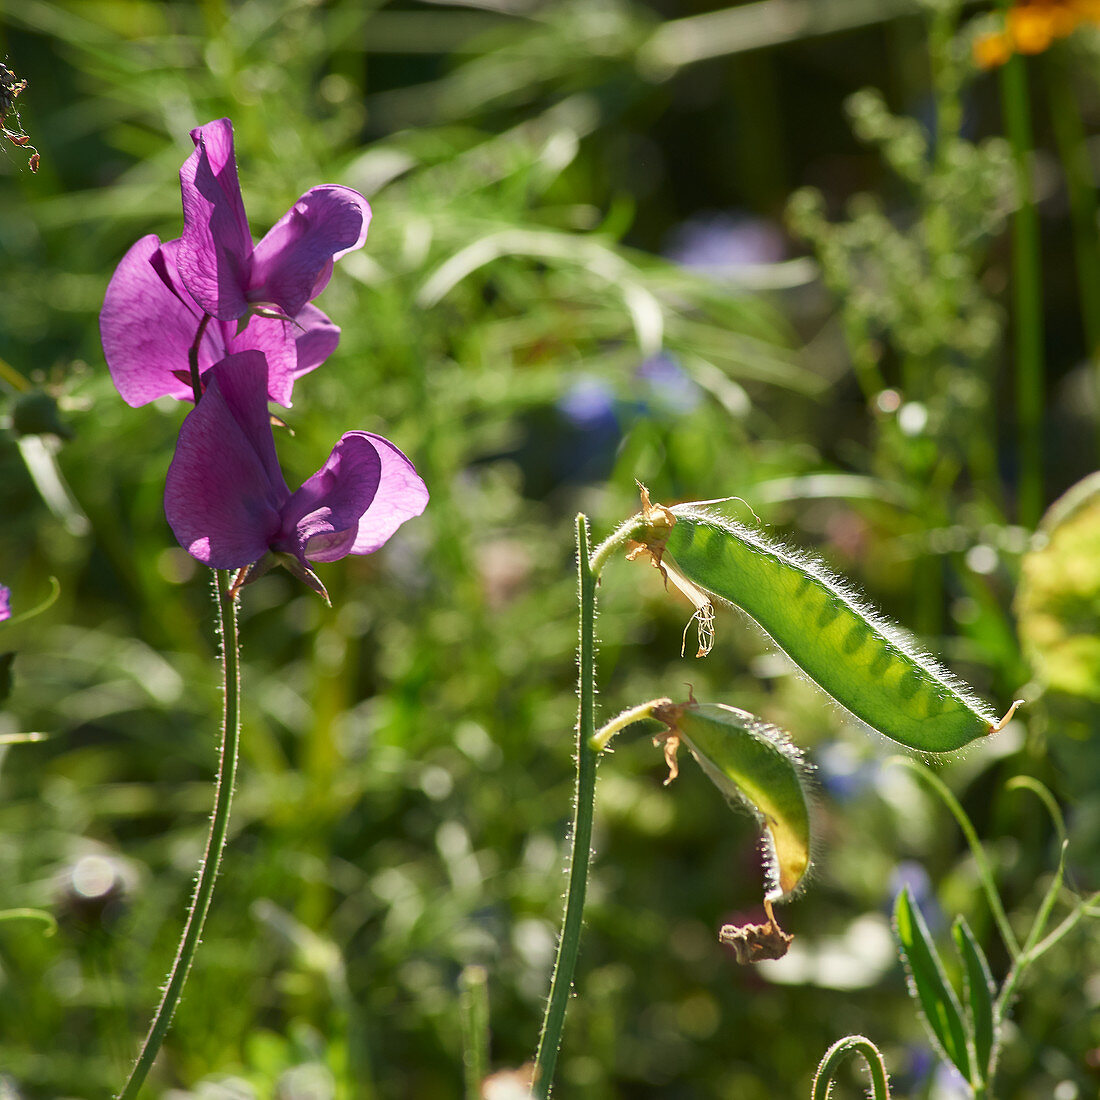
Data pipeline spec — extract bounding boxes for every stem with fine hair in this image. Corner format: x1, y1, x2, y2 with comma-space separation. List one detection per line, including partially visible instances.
998, 32, 1045, 528
533, 514, 598, 1098
811, 1035, 891, 1100
117, 569, 241, 1099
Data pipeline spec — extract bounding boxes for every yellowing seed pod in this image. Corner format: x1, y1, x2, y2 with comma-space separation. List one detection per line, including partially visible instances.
653, 700, 813, 902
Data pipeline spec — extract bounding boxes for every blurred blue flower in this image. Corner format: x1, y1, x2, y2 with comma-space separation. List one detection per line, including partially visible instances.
637, 353, 702, 414
932, 1061, 971, 1099
814, 739, 880, 801
557, 376, 618, 432
665, 211, 786, 275
888, 860, 945, 932
888, 1044, 935, 1096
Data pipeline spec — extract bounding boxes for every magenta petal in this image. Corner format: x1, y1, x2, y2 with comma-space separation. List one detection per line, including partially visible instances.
226, 314, 299, 407
178, 119, 254, 320
248, 186, 371, 317
165, 353, 287, 568
278, 434, 383, 563
290, 304, 341, 381
100, 235, 210, 406
201, 351, 288, 496
0, 585, 9, 623
347, 433, 429, 555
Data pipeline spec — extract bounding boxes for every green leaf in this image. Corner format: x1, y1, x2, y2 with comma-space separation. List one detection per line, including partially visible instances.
952, 916, 995, 1083
893, 885, 971, 1082
655, 700, 812, 900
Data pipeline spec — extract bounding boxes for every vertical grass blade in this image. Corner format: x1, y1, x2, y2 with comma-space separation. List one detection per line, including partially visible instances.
998, 35, 1045, 527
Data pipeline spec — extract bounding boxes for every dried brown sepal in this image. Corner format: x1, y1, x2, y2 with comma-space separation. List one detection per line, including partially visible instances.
651, 729, 682, 785
629, 491, 715, 657
719, 898, 793, 964
650, 700, 687, 784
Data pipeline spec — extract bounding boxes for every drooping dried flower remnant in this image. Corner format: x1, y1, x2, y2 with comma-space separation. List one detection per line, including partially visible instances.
1, 61, 39, 172
719, 899, 794, 964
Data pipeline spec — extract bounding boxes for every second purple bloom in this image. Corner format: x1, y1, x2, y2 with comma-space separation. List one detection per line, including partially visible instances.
165, 352, 428, 572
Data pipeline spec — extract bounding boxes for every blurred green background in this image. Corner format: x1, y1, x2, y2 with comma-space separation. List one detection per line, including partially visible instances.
1, 1, 1099, 1096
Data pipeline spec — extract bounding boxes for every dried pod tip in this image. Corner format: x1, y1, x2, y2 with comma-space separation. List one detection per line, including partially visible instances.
719, 898, 793, 965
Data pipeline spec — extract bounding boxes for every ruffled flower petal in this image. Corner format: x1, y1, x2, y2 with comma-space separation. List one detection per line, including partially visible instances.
165, 352, 288, 568
100, 235, 208, 406
248, 186, 372, 317
178, 118, 254, 320
279, 433, 383, 563
226, 314, 300, 408
289, 304, 341, 383
0, 585, 9, 623
346, 433, 430, 555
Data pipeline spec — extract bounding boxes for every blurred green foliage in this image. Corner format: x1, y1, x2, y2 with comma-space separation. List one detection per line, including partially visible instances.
1, 1, 1099, 1097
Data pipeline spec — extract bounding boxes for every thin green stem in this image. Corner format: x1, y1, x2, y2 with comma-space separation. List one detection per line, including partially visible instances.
459, 965, 490, 1100
989, 888, 1100, 1083
998, 35, 1045, 528
117, 570, 241, 1099
891, 758, 1020, 959
588, 512, 647, 576
590, 698, 670, 752
533, 515, 598, 1099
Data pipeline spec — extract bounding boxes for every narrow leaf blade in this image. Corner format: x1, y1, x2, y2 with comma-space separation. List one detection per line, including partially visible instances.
893, 886, 971, 1081
952, 916, 995, 1082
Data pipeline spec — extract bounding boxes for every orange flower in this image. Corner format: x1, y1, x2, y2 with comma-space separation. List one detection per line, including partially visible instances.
974, 0, 1100, 68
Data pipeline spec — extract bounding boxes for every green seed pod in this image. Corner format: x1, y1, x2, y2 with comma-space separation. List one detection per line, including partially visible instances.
654, 699, 812, 901
642, 502, 1016, 753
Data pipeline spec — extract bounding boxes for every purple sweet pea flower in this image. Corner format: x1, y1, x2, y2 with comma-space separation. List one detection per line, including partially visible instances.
0, 585, 9, 623
177, 119, 371, 323
165, 352, 427, 582
100, 235, 339, 407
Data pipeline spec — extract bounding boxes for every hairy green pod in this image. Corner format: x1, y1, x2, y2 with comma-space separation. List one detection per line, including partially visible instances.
655, 700, 812, 901
650, 506, 1001, 753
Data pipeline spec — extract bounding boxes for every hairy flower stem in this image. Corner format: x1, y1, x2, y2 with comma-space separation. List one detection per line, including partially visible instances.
533, 515, 598, 1099
998, 33, 1045, 528
811, 1035, 891, 1100
117, 570, 240, 1099
187, 314, 212, 403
